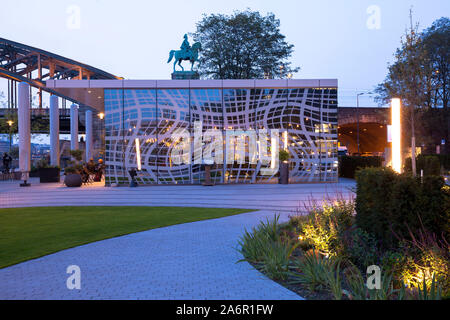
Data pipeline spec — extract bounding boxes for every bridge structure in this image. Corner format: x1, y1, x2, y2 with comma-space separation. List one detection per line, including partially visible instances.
0, 108, 83, 134
0, 37, 121, 133
338, 107, 391, 155
0, 37, 121, 172
0, 37, 119, 109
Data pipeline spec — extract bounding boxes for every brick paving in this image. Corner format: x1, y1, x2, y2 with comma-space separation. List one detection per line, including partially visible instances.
0, 179, 355, 300
0, 178, 355, 212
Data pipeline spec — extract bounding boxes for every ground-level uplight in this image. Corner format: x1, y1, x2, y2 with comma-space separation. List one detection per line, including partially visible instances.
391, 98, 402, 173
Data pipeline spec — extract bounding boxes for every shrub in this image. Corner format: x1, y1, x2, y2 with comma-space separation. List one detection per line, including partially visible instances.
324, 260, 343, 300
259, 240, 298, 281
238, 215, 280, 263
238, 215, 298, 281
288, 214, 309, 230
435, 154, 450, 171
342, 227, 380, 270
369, 272, 399, 300
404, 154, 441, 176
64, 163, 84, 175
417, 274, 442, 300
381, 250, 406, 279
34, 158, 60, 170
355, 167, 449, 249
70, 149, 83, 162
398, 227, 450, 297
289, 250, 339, 293
413, 176, 449, 239
343, 265, 399, 300
339, 156, 383, 179
36, 158, 50, 169
298, 199, 354, 257
355, 167, 395, 248
342, 264, 367, 300
279, 149, 290, 162
64, 167, 78, 175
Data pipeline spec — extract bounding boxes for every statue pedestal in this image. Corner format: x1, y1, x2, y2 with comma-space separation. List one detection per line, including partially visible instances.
171, 71, 199, 80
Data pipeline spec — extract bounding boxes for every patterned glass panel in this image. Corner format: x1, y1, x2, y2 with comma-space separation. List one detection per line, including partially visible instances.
103, 85, 338, 185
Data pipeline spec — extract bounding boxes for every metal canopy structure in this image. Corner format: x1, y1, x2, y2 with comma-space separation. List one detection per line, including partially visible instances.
0, 37, 120, 108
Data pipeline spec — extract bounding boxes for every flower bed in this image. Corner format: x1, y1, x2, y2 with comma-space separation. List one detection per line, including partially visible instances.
238, 168, 450, 300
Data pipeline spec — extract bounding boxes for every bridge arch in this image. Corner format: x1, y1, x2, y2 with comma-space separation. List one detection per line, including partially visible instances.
338, 107, 391, 155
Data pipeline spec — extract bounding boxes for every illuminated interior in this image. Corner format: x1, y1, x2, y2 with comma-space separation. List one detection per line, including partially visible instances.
103, 86, 339, 185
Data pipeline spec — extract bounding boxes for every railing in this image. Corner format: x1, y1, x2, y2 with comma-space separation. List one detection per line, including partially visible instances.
0, 108, 71, 118
0, 171, 21, 181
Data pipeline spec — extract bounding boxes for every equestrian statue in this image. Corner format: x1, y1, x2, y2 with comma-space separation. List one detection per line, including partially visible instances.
167, 34, 201, 72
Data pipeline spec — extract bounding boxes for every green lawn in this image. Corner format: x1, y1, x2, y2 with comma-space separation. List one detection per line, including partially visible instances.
0, 206, 253, 269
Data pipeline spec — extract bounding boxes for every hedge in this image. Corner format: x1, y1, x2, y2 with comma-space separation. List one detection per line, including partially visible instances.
404, 155, 441, 176
338, 156, 383, 179
355, 167, 450, 249
435, 154, 450, 170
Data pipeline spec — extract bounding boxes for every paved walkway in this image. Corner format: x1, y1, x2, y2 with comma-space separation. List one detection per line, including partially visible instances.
0, 179, 355, 300
0, 178, 355, 212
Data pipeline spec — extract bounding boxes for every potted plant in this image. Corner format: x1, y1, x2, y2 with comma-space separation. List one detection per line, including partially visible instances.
35, 158, 61, 183
29, 165, 39, 177
39, 165, 61, 183
64, 149, 83, 187
279, 149, 290, 184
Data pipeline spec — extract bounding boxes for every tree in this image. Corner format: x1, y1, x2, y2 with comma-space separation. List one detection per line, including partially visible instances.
0, 92, 49, 135
422, 18, 449, 111
422, 18, 450, 152
193, 10, 299, 79
375, 15, 450, 173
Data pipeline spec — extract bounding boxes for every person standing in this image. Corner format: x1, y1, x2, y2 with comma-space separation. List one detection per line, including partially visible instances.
180, 34, 191, 57
94, 159, 105, 182
2, 152, 12, 173
86, 158, 96, 174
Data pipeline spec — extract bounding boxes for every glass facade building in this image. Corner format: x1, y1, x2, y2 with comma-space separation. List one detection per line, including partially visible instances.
101, 79, 338, 185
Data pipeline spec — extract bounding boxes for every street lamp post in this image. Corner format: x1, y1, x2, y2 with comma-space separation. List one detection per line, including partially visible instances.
98, 112, 105, 159
356, 92, 373, 155
356, 93, 364, 155
7, 120, 13, 152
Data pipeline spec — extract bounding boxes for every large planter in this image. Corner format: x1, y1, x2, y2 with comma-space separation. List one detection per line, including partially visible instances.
202, 164, 214, 186
279, 161, 289, 184
64, 174, 82, 187
29, 170, 39, 178
39, 167, 60, 183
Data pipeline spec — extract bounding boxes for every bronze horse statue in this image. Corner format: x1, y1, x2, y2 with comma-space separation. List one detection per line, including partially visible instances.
167, 42, 201, 72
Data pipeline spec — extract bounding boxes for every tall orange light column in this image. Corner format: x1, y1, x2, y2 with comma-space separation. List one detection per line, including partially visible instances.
391, 98, 402, 173
283, 131, 288, 151
135, 138, 142, 171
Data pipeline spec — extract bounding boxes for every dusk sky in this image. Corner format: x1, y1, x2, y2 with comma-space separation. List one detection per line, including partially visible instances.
1, 0, 449, 109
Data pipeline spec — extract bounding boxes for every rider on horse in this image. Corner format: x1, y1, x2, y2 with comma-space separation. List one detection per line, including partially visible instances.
168, 34, 201, 72
180, 34, 191, 57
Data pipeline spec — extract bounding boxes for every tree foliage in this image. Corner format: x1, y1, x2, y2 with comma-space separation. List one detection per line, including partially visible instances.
0, 110, 49, 134
193, 10, 299, 79
0, 92, 49, 134
375, 17, 450, 152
